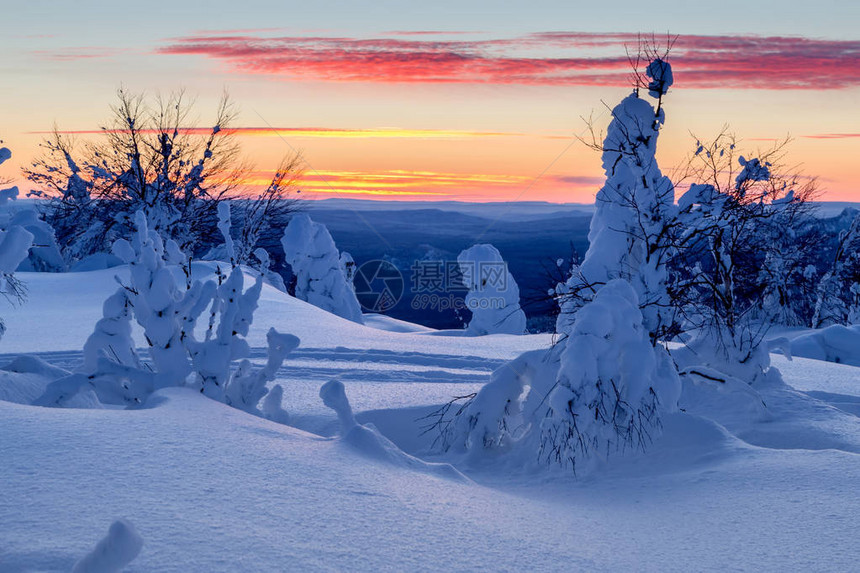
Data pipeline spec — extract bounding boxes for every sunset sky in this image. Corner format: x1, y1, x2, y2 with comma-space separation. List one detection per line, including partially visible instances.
2, 0, 858, 203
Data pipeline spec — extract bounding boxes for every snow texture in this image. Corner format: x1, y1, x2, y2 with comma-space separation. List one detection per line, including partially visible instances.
3, 267, 860, 570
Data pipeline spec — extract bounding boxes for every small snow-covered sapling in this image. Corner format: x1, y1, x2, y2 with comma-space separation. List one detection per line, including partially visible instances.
320, 379, 356, 431
71, 519, 144, 573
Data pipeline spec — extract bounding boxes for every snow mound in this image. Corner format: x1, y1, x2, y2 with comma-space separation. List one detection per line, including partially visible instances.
2, 354, 70, 379
321, 379, 468, 482
790, 325, 860, 366
72, 519, 143, 573
0, 356, 70, 405
679, 366, 771, 428
70, 252, 124, 272
362, 313, 434, 333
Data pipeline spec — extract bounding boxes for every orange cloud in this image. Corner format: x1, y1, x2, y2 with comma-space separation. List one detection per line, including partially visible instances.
803, 133, 860, 140
32, 127, 526, 139
234, 169, 600, 201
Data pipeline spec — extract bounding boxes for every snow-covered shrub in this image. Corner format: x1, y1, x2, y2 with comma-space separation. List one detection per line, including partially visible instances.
6, 209, 65, 272
223, 327, 299, 414
0, 145, 35, 339
556, 59, 677, 343
439, 280, 680, 473
253, 246, 287, 292
71, 519, 143, 573
37, 209, 300, 412
672, 132, 815, 382
261, 383, 291, 424
82, 290, 140, 374
813, 212, 860, 327
281, 214, 364, 324
457, 244, 526, 335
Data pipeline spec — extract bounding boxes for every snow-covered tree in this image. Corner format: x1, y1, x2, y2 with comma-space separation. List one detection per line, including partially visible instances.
456, 244, 526, 335
556, 56, 677, 344
0, 145, 35, 340
26, 89, 301, 264
6, 209, 64, 272
434, 280, 679, 472
340, 251, 357, 290
541, 280, 679, 470
281, 214, 364, 324
813, 211, 860, 327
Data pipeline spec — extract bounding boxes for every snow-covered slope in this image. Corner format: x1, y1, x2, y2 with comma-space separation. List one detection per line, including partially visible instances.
1, 267, 860, 571
1, 264, 548, 358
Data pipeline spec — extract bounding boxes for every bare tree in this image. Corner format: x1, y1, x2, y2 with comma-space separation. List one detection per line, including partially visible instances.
26, 88, 302, 263
671, 130, 818, 368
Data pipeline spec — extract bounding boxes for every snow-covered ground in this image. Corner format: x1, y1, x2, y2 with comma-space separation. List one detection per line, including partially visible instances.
2, 268, 860, 571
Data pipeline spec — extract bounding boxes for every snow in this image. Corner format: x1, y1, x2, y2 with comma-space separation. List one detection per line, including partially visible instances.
456, 243, 526, 335
790, 324, 860, 366
2, 267, 860, 570
281, 214, 365, 324
556, 85, 675, 339
444, 279, 680, 472
645, 58, 673, 97
71, 519, 143, 573
0, 225, 34, 275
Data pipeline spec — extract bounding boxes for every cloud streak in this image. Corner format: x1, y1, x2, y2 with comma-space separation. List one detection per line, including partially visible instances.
803, 133, 860, 139
235, 169, 602, 201
33, 47, 119, 61
31, 127, 528, 139
157, 32, 860, 90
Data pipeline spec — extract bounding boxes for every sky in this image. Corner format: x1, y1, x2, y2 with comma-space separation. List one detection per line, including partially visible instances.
1, 0, 858, 203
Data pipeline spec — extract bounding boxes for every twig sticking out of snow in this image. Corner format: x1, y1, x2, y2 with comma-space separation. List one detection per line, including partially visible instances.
319, 379, 470, 481
261, 384, 291, 424
217, 201, 235, 266
319, 379, 356, 431
71, 519, 143, 573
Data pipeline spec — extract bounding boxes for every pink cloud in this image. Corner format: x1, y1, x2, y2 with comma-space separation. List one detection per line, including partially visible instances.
803, 133, 860, 139
156, 32, 860, 90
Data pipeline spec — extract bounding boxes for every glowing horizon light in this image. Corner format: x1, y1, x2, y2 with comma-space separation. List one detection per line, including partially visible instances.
29, 127, 531, 139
